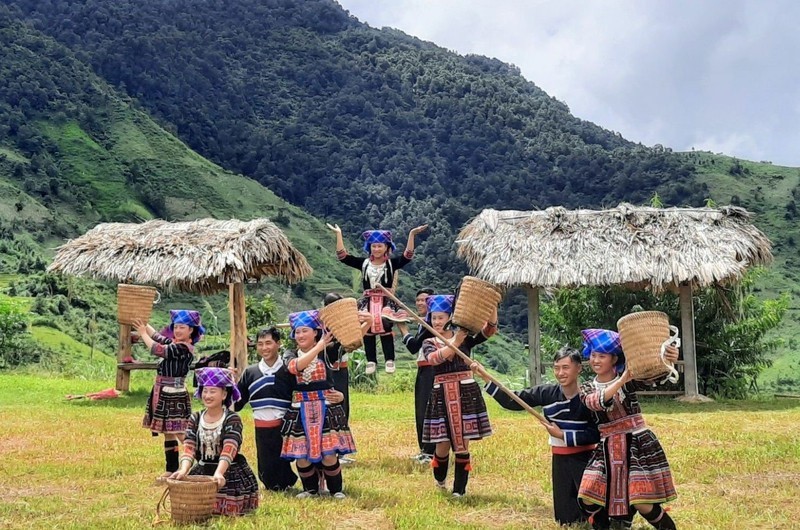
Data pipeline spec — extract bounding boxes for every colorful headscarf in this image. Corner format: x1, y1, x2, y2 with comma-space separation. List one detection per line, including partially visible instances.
194, 367, 241, 404
581, 328, 626, 372
425, 294, 455, 323
288, 310, 322, 339
160, 309, 205, 344
362, 230, 396, 254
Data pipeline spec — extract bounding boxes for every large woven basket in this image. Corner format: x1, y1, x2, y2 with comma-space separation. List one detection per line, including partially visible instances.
617, 311, 676, 381
319, 297, 363, 351
117, 284, 158, 325
452, 276, 502, 334
159, 475, 218, 524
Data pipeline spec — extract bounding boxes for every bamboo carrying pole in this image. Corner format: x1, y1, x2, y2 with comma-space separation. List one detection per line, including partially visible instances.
377, 285, 550, 426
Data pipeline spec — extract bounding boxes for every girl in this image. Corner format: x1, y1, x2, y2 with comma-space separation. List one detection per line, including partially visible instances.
280, 310, 356, 498
134, 309, 203, 475
171, 367, 259, 516
578, 329, 679, 530
421, 294, 497, 497
329, 223, 427, 374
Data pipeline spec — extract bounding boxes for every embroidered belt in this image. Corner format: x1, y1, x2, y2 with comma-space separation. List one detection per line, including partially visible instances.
434, 371, 473, 384
254, 418, 283, 428
600, 413, 647, 516
435, 370, 473, 452
292, 390, 328, 403
551, 444, 597, 455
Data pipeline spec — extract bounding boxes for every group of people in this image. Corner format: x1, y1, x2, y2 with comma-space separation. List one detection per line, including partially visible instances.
133, 226, 679, 529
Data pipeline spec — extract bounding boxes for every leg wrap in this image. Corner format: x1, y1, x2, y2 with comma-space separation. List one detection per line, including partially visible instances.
452, 453, 471, 495
296, 463, 318, 494
322, 461, 343, 494
164, 440, 179, 472
432, 452, 449, 483
642, 505, 676, 530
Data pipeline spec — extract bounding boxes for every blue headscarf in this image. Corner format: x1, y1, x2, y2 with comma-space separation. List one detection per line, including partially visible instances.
425, 294, 455, 324
362, 230, 396, 254
288, 310, 322, 339
581, 328, 625, 372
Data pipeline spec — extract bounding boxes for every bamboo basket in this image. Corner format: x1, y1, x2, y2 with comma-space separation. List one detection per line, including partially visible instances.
117, 284, 158, 325
452, 276, 502, 334
158, 475, 218, 524
617, 311, 677, 381
319, 297, 363, 351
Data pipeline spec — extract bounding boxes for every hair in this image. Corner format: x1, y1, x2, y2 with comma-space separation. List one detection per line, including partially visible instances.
416, 288, 434, 297
198, 385, 233, 407
257, 327, 281, 342
553, 346, 583, 365
323, 292, 343, 306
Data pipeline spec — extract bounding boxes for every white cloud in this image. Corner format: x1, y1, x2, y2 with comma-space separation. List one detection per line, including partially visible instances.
338, 0, 800, 166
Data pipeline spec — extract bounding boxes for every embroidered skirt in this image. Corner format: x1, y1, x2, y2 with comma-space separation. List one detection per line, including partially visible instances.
422, 371, 492, 452
142, 376, 191, 434
579, 416, 677, 515
280, 391, 356, 462
189, 456, 259, 516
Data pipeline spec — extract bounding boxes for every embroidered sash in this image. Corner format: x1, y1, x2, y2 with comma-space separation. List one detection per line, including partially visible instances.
434, 371, 473, 452
365, 288, 386, 334
599, 413, 647, 516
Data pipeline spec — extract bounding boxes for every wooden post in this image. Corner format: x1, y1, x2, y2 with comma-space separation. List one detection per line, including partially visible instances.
679, 283, 699, 397
228, 283, 248, 379
527, 286, 542, 386
116, 323, 131, 392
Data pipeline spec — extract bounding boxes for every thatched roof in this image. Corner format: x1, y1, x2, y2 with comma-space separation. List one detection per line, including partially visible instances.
456, 203, 772, 291
48, 218, 312, 293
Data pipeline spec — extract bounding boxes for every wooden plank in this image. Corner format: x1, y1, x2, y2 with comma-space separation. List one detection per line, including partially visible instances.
117, 362, 160, 371
679, 283, 699, 397
527, 286, 541, 386
116, 323, 131, 392
638, 390, 684, 396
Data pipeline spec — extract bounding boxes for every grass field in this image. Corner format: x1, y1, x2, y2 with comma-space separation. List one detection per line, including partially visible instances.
1, 372, 798, 529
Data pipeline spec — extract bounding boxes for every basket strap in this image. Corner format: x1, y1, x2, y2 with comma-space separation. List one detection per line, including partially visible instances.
153, 487, 170, 525
153, 290, 161, 305
657, 325, 681, 385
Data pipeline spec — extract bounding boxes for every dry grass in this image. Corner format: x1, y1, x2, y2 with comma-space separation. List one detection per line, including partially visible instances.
1, 372, 798, 529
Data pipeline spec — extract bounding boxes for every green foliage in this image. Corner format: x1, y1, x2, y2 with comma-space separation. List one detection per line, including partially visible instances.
0, 295, 36, 367
245, 295, 279, 332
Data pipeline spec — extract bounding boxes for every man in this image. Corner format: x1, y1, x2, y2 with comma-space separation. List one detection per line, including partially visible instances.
473, 347, 608, 529
397, 288, 436, 463
235, 327, 298, 491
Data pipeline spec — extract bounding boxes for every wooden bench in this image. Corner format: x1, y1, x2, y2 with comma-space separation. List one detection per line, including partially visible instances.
117, 362, 160, 371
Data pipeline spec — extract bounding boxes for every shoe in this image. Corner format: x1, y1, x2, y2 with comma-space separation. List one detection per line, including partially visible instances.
332, 492, 346, 499
452, 492, 464, 498
385, 361, 396, 373
318, 489, 330, 497
435, 480, 446, 490
418, 454, 433, 465
339, 455, 356, 465
365, 362, 377, 375
296, 491, 317, 499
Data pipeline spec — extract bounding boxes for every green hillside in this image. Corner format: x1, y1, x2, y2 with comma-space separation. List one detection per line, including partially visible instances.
689, 151, 800, 391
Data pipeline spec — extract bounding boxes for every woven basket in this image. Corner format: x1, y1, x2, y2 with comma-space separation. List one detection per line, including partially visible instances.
319, 297, 364, 351
117, 284, 158, 325
159, 475, 218, 524
617, 311, 676, 381
452, 276, 502, 334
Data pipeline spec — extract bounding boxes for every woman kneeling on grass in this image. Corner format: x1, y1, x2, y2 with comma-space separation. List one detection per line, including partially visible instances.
578, 329, 679, 530
171, 367, 259, 516
421, 294, 497, 497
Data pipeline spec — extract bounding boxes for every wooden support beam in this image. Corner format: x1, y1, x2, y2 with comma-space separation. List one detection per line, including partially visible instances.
116, 323, 131, 392
527, 286, 542, 386
679, 283, 699, 397
228, 282, 248, 379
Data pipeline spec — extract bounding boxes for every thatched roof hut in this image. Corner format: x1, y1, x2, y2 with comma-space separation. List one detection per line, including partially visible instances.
457, 203, 772, 291
48, 218, 311, 391
48, 218, 311, 293
456, 203, 773, 398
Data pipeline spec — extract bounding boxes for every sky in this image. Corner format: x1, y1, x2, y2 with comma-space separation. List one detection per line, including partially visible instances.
337, 0, 800, 167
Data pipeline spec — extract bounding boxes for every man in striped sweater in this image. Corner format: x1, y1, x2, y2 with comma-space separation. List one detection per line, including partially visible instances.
475, 347, 609, 529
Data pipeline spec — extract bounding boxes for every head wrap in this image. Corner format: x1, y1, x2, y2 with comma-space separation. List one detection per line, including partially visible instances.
194, 367, 241, 404
581, 328, 625, 372
159, 309, 205, 344
425, 294, 455, 323
288, 310, 322, 339
362, 230, 396, 255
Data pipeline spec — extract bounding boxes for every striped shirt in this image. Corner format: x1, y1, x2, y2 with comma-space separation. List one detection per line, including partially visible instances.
234, 357, 293, 422
150, 332, 194, 377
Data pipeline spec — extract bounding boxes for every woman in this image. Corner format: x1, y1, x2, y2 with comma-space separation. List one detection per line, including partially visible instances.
578, 329, 679, 530
280, 310, 356, 498
171, 367, 259, 516
328, 222, 427, 375
421, 294, 497, 497
134, 309, 204, 475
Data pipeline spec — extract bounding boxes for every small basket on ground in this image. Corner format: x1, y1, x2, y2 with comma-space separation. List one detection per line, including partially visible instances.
157, 475, 218, 525
617, 311, 679, 382
452, 276, 502, 334
117, 283, 159, 325
319, 297, 364, 351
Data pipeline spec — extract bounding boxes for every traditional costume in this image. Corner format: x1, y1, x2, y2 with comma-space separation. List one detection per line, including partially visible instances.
421, 295, 496, 496
336, 230, 413, 367
182, 368, 259, 516
485, 381, 600, 525
280, 310, 356, 495
142, 309, 202, 471
235, 354, 297, 491
401, 322, 436, 460
578, 329, 678, 530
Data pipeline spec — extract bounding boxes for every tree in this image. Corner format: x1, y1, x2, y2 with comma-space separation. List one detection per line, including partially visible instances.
0, 296, 30, 367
